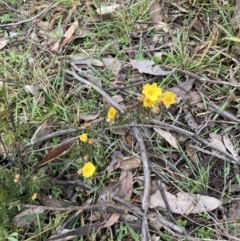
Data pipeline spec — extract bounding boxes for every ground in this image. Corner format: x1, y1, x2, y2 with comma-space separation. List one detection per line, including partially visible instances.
0, 0, 240, 240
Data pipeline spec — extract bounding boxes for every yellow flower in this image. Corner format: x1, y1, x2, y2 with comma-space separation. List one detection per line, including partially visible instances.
162, 91, 176, 108
107, 107, 117, 121
79, 133, 88, 143
14, 174, 21, 183
143, 97, 155, 108
142, 83, 162, 102
82, 162, 96, 178
32, 193, 37, 201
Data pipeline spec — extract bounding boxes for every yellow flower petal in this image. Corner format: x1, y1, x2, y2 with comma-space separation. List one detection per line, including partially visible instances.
142, 83, 162, 102
162, 91, 176, 108
143, 97, 155, 108
82, 162, 96, 178
79, 133, 88, 143
32, 193, 37, 201
107, 107, 117, 120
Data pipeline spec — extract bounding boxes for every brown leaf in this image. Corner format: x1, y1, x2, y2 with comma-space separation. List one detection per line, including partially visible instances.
31, 119, 53, 141
209, 133, 226, 153
186, 145, 197, 163
102, 170, 133, 228
169, 78, 195, 97
107, 151, 123, 174
116, 156, 141, 170
223, 134, 239, 160
32, 140, 74, 173
149, 0, 163, 28
154, 128, 179, 150
51, 21, 78, 52
118, 170, 133, 201
0, 39, 8, 50
102, 58, 123, 76
37, 194, 63, 207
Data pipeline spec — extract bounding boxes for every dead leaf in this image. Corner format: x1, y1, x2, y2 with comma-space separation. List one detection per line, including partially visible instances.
24, 85, 39, 96
186, 145, 197, 163
223, 134, 239, 159
36, 20, 51, 30
13, 207, 45, 227
188, 91, 202, 105
107, 151, 123, 174
37, 194, 63, 207
149, 0, 168, 31
31, 119, 53, 141
102, 58, 123, 76
111, 95, 124, 103
130, 59, 172, 76
103, 170, 133, 228
51, 21, 78, 52
184, 113, 199, 132
209, 133, 226, 153
32, 140, 75, 173
0, 39, 8, 50
96, 4, 120, 15
80, 112, 99, 121
116, 156, 142, 170
149, 0, 163, 23
154, 128, 179, 150
169, 78, 195, 97
150, 190, 221, 214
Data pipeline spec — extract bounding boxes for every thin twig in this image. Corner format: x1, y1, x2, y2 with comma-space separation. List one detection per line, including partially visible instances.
157, 182, 178, 225
0, 3, 55, 28
113, 122, 239, 164
149, 120, 240, 164
131, 122, 151, 241
24, 127, 83, 148
66, 65, 126, 113
161, 65, 240, 88
23, 203, 146, 217
189, 144, 236, 163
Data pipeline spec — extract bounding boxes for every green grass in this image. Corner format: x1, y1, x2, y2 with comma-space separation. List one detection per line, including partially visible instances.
0, 0, 240, 240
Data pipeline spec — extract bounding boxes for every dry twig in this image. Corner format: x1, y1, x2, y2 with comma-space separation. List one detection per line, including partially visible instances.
0, 2, 55, 28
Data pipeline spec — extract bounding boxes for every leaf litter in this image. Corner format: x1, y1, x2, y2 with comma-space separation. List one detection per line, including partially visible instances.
2, 1, 240, 240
